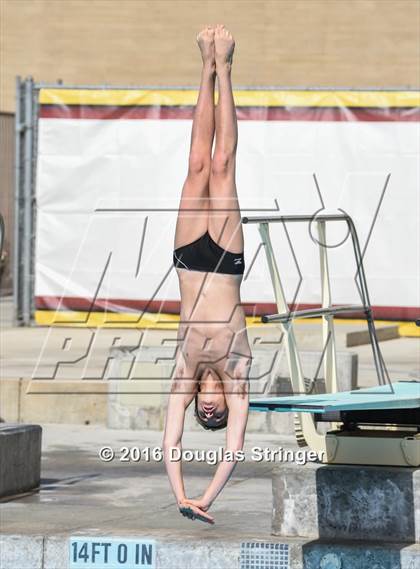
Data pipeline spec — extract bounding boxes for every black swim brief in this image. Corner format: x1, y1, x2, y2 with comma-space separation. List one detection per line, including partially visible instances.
173, 231, 245, 275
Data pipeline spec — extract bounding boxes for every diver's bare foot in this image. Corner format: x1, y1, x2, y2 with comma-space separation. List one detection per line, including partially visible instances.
196, 26, 215, 70
215, 24, 235, 72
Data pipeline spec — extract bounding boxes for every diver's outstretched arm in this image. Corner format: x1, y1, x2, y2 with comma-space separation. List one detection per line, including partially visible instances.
162, 356, 192, 503
187, 360, 250, 510
162, 356, 216, 524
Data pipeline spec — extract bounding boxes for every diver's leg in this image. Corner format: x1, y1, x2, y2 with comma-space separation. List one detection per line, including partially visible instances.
174, 26, 216, 249
208, 25, 244, 254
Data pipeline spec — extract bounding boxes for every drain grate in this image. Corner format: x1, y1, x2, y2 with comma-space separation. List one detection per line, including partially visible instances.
240, 542, 289, 569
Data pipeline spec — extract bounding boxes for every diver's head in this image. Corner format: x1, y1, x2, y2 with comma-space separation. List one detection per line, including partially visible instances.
194, 366, 228, 430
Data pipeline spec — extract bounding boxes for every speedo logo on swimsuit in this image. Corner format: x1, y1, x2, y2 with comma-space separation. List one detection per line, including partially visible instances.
233, 258, 243, 265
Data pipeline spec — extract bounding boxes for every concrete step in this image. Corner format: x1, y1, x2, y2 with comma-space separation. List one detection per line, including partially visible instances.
272, 462, 420, 544
0, 378, 108, 424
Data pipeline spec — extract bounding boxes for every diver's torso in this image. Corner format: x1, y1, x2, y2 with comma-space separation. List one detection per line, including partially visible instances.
175, 267, 251, 378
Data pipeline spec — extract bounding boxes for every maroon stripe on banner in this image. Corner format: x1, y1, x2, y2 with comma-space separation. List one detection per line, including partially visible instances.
238, 106, 420, 122
35, 296, 418, 321
39, 105, 195, 120
39, 105, 420, 122
35, 296, 181, 314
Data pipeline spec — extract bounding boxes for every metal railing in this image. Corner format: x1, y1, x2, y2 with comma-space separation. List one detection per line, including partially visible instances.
242, 213, 391, 389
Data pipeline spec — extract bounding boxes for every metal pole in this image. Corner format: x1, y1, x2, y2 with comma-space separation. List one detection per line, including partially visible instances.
30, 83, 39, 323
22, 77, 34, 326
13, 76, 23, 326
317, 220, 338, 395
346, 217, 387, 386
261, 304, 367, 323
32, 82, 419, 92
243, 214, 351, 224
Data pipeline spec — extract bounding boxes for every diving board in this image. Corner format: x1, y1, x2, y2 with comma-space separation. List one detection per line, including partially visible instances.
250, 381, 420, 414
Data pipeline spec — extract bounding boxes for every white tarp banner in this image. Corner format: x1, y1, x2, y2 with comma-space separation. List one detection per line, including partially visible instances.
34, 89, 419, 323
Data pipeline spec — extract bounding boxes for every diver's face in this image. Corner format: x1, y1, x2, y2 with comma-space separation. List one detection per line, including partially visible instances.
197, 368, 227, 425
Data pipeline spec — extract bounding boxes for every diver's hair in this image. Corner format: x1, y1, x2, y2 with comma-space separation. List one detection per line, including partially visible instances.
194, 368, 228, 431
194, 394, 228, 431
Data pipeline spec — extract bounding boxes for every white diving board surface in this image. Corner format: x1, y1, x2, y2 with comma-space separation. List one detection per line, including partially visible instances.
249, 381, 420, 414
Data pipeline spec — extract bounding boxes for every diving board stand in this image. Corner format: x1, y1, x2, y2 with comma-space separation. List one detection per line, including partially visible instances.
242, 213, 420, 466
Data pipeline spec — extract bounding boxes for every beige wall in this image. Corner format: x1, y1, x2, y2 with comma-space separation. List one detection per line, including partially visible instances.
1, 0, 419, 113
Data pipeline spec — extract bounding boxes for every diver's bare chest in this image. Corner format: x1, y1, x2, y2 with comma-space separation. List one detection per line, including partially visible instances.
178, 323, 250, 367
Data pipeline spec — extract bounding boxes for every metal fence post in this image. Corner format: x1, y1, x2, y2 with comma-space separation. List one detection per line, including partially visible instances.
30, 79, 39, 323
21, 76, 35, 326
13, 76, 24, 326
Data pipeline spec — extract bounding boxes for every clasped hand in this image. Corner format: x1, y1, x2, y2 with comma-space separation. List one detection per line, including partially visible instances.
178, 497, 215, 524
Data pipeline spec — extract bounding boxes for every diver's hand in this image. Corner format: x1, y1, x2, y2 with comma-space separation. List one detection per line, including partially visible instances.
183, 497, 210, 511
178, 499, 215, 524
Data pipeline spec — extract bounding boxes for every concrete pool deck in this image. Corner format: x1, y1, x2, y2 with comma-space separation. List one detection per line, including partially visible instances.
1, 296, 419, 567
1, 424, 419, 569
